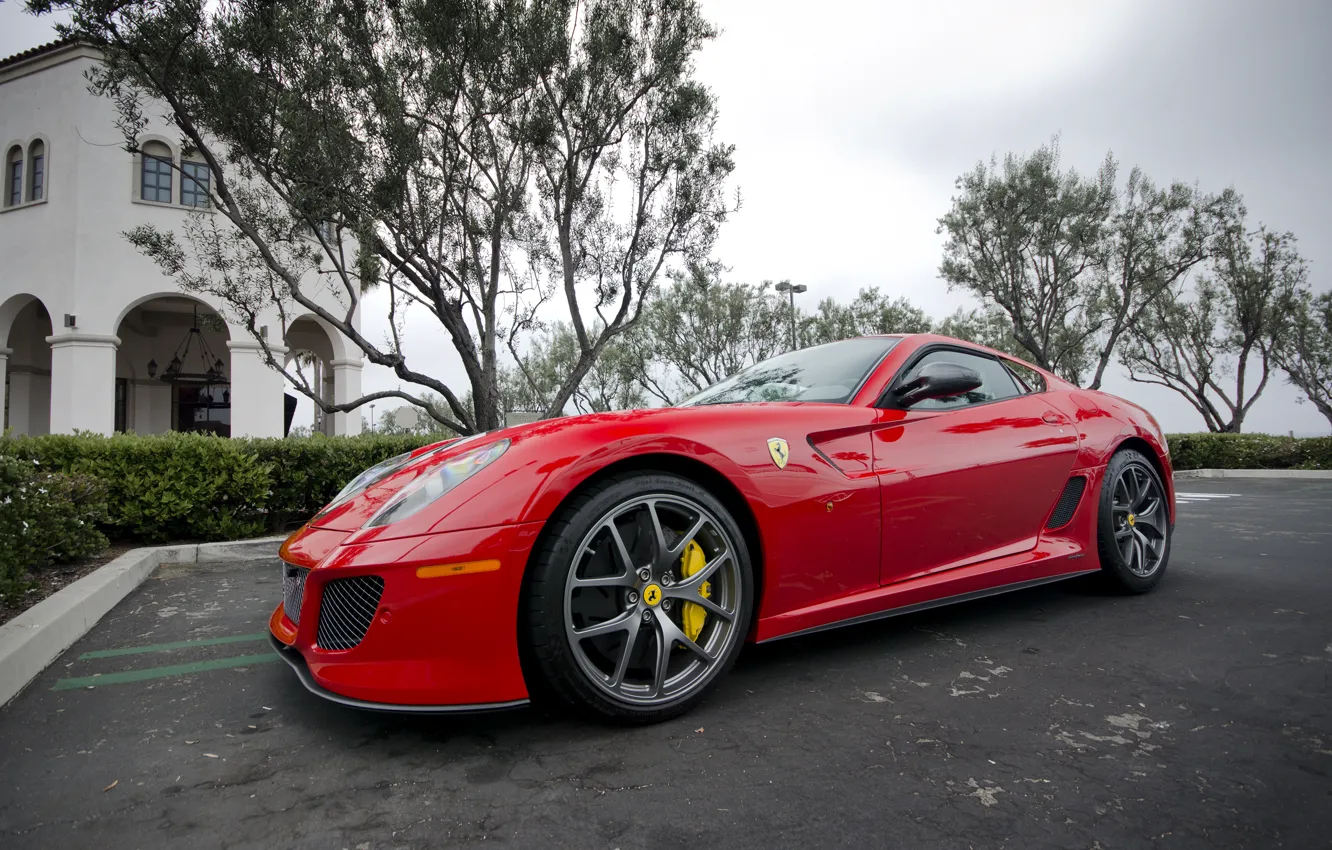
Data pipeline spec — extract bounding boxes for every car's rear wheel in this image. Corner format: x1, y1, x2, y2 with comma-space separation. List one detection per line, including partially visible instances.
1096, 449, 1171, 593
524, 472, 753, 724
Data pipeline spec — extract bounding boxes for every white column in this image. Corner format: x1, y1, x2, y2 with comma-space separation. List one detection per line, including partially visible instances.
330, 358, 363, 436
0, 348, 8, 432
227, 340, 288, 438
46, 333, 118, 436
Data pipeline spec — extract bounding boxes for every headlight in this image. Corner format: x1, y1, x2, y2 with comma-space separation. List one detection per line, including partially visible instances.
327, 451, 417, 509
363, 439, 510, 528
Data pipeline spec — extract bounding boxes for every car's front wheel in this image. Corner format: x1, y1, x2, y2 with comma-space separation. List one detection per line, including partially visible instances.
524, 472, 753, 724
1096, 448, 1172, 593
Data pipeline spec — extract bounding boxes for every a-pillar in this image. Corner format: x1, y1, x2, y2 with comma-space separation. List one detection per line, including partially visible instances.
227, 340, 289, 438
330, 358, 363, 436
46, 333, 118, 435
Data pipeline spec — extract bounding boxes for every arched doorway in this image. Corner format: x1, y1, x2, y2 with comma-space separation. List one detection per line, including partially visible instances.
285, 314, 358, 436
115, 296, 231, 435
2, 294, 53, 435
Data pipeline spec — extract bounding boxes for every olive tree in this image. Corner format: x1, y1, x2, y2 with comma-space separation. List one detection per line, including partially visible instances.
34, 0, 735, 433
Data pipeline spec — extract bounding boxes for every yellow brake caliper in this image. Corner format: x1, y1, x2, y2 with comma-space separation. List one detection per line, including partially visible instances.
681, 540, 711, 641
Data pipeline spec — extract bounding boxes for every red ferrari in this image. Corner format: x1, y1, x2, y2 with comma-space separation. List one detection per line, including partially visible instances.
270, 334, 1175, 723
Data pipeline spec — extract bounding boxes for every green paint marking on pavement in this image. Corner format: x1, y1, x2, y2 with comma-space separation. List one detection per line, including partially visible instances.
51, 653, 280, 690
79, 632, 269, 660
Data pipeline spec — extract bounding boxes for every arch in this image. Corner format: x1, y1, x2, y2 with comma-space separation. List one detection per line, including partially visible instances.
4, 143, 21, 208
284, 313, 353, 436
114, 290, 221, 331
115, 294, 231, 435
26, 136, 46, 202
3, 293, 53, 435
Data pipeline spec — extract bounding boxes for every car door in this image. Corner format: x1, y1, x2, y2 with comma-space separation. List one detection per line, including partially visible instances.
871, 346, 1079, 586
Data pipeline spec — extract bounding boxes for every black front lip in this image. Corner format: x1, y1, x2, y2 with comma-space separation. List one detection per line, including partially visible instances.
267, 633, 529, 715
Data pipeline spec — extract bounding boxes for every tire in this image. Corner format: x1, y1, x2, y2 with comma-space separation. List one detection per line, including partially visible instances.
1095, 448, 1172, 593
524, 472, 754, 724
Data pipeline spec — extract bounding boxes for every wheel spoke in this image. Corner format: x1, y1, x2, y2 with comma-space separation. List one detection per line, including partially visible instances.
605, 521, 636, 573
646, 501, 670, 560
571, 572, 637, 589
658, 613, 713, 663
1134, 504, 1164, 535
650, 617, 672, 697
669, 516, 708, 558
608, 619, 643, 691
1115, 526, 1133, 541
681, 592, 734, 621
671, 551, 729, 594
573, 610, 636, 639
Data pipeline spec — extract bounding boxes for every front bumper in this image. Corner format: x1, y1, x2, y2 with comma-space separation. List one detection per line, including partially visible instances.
268, 634, 528, 713
269, 520, 544, 710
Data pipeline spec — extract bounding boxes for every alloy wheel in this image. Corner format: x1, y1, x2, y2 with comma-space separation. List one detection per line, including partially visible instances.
1111, 463, 1167, 577
563, 494, 743, 706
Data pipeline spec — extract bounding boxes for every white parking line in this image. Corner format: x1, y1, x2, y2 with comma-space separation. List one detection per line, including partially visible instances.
1175, 492, 1241, 505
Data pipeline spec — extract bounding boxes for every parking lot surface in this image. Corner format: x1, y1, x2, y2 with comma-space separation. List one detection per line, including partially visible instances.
2, 478, 1330, 849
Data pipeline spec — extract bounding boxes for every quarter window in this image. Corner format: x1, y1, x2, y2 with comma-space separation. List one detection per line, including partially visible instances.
895, 349, 1021, 411
140, 142, 173, 203
181, 161, 210, 208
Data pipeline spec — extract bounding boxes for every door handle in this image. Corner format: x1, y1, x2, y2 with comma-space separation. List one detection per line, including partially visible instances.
1042, 410, 1065, 425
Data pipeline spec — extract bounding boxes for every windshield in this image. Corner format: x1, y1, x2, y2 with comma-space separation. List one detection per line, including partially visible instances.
679, 337, 901, 406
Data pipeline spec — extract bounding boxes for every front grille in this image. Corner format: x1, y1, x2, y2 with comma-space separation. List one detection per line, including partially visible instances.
316, 575, 385, 650
1046, 476, 1087, 529
282, 564, 310, 624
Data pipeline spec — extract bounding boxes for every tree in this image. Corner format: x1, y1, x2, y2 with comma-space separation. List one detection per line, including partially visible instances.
804, 287, 932, 345
38, 0, 735, 434
1274, 289, 1332, 429
1123, 225, 1307, 432
619, 262, 786, 404
504, 322, 645, 415
934, 305, 1032, 359
1085, 171, 1229, 389
938, 137, 1115, 384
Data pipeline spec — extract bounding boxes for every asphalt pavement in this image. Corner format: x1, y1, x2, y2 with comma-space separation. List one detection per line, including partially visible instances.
1, 477, 1329, 849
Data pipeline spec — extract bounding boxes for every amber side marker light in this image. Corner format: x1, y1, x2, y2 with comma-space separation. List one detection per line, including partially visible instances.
416, 560, 501, 578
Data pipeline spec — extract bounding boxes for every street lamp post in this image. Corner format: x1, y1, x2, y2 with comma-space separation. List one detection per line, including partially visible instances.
775, 281, 808, 350
368, 403, 376, 433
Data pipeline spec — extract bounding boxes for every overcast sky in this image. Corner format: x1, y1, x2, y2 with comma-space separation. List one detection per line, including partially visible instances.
3, 0, 1329, 434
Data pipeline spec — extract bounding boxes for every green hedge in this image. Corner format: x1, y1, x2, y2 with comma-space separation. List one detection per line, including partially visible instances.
0, 456, 109, 601
1166, 433, 1332, 470
0, 432, 437, 545
1, 431, 1325, 563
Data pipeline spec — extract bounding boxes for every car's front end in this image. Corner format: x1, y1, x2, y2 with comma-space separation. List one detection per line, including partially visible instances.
268, 433, 541, 711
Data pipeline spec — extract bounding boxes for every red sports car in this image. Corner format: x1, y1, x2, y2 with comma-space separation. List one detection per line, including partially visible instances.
269, 334, 1175, 723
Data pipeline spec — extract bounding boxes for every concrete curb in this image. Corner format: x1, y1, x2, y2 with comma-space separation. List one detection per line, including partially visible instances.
1174, 468, 1332, 480
0, 536, 284, 708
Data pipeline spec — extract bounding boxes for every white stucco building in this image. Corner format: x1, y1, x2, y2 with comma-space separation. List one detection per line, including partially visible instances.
0, 40, 364, 439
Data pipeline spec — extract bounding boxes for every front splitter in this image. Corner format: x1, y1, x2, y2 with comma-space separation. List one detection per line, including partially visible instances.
267, 633, 530, 715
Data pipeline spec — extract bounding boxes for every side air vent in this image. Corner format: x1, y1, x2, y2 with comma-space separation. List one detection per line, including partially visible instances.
317, 575, 386, 650
282, 564, 309, 625
1045, 476, 1087, 529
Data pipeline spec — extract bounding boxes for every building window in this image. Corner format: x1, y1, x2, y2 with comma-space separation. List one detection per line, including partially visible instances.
140, 141, 173, 203
27, 140, 44, 202
114, 378, 128, 432
180, 161, 210, 208
5, 146, 20, 207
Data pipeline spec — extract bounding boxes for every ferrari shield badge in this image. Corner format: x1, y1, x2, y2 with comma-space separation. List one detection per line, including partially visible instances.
767, 437, 790, 469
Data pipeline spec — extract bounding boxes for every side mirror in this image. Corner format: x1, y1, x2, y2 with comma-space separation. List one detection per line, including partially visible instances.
894, 361, 984, 407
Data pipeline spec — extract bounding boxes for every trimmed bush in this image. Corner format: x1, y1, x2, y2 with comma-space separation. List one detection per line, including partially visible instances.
0, 431, 438, 545
1166, 433, 1332, 470
0, 456, 109, 601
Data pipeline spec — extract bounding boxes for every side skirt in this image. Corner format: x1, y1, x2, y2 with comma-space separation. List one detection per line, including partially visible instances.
757, 568, 1100, 644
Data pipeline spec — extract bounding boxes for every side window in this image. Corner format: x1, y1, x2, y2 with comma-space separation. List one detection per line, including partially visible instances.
899, 349, 1021, 411
27, 140, 44, 202
1001, 358, 1046, 394
5, 145, 21, 207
